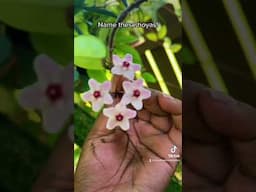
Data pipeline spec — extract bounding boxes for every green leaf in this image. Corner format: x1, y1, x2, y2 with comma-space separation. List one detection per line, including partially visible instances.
74, 69, 80, 82
30, 33, 73, 65
116, 29, 138, 44
114, 45, 142, 65
146, 32, 158, 42
0, 1, 72, 34
121, 0, 128, 7
170, 44, 182, 53
74, 35, 106, 69
84, 7, 117, 18
180, 46, 197, 65
158, 25, 167, 40
87, 70, 107, 83
142, 72, 157, 83
75, 57, 104, 70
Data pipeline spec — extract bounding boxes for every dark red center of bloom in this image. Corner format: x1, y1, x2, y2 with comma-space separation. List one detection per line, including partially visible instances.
122, 61, 130, 68
46, 84, 63, 102
133, 89, 141, 97
116, 114, 124, 121
93, 91, 101, 98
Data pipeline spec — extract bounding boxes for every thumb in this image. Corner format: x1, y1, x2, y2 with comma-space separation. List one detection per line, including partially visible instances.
199, 89, 256, 140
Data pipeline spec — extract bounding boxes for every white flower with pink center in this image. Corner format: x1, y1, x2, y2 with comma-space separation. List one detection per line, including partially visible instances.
18, 54, 73, 133
81, 79, 113, 112
111, 54, 141, 80
121, 79, 151, 110
103, 104, 137, 131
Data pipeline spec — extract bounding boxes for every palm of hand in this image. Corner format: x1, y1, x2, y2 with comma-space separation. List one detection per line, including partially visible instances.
75, 93, 182, 192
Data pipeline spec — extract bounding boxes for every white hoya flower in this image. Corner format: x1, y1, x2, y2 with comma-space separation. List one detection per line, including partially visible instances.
111, 54, 141, 80
103, 104, 137, 131
18, 54, 73, 133
81, 79, 113, 112
121, 79, 151, 110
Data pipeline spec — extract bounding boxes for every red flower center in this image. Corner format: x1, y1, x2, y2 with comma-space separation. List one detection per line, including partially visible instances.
46, 84, 63, 102
122, 61, 130, 68
133, 89, 141, 97
93, 91, 101, 98
116, 114, 124, 121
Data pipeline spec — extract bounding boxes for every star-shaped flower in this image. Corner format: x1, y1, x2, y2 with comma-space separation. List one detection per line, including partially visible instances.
121, 79, 151, 110
81, 79, 113, 112
103, 104, 137, 131
111, 54, 141, 80
18, 54, 73, 133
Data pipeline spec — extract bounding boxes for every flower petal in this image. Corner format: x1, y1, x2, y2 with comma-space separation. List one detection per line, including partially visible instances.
101, 81, 111, 92
18, 83, 42, 109
122, 81, 133, 93
132, 64, 141, 71
134, 79, 144, 87
103, 94, 113, 105
81, 91, 93, 102
124, 70, 135, 80
106, 118, 118, 130
124, 54, 133, 62
88, 79, 100, 90
103, 107, 116, 118
113, 55, 122, 66
124, 108, 137, 119
34, 54, 62, 84
141, 88, 151, 99
120, 94, 132, 105
119, 119, 130, 131
132, 100, 143, 110
42, 106, 69, 133
92, 100, 104, 112
111, 66, 123, 75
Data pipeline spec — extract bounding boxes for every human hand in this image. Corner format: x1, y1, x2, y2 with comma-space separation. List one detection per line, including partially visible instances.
75, 76, 182, 192
183, 80, 256, 192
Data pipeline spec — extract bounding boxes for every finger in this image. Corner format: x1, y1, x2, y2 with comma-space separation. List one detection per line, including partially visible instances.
87, 113, 114, 138
150, 114, 173, 133
183, 80, 224, 143
143, 90, 167, 116
199, 89, 256, 140
158, 94, 182, 116
111, 75, 124, 92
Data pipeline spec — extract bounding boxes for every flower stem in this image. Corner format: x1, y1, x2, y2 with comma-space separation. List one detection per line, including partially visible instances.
105, 0, 148, 69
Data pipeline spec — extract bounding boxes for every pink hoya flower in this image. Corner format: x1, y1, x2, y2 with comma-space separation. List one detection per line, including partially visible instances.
18, 54, 73, 133
111, 54, 141, 80
121, 79, 151, 110
81, 79, 113, 112
103, 104, 137, 131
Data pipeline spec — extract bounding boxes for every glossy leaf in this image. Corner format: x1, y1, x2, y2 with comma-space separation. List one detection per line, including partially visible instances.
142, 72, 157, 83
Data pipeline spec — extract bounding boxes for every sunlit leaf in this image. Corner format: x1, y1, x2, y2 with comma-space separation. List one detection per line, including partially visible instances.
170, 44, 182, 53
142, 72, 157, 83
74, 35, 106, 69
158, 25, 167, 40
146, 32, 158, 42
84, 7, 117, 18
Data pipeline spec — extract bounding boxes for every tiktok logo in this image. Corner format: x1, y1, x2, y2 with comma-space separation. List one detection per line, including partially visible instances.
170, 145, 178, 154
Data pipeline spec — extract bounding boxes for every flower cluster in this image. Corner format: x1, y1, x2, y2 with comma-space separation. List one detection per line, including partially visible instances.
81, 54, 151, 131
